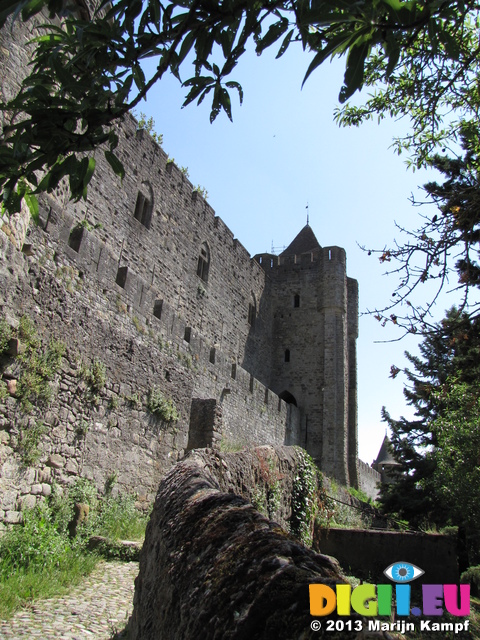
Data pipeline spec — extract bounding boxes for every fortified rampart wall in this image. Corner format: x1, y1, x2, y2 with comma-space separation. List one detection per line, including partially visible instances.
0, 5, 371, 522
0, 209, 298, 529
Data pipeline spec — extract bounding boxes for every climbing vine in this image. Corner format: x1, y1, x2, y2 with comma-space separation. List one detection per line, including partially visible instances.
290, 448, 323, 547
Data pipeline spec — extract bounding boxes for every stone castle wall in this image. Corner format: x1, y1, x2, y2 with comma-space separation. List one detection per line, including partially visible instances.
0, 216, 299, 529
0, 8, 375, 527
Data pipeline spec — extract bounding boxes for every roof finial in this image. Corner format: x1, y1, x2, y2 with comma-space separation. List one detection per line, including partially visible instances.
306, 202, 309, 226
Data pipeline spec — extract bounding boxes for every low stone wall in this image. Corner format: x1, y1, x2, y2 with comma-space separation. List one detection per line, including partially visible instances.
128, 448, 356, 640
314, 527, 459, 584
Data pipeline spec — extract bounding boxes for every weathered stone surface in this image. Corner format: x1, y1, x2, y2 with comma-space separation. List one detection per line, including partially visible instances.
41, 483, 52, 496
1, 490, 17, 511
47, 454, 64, 469
18, 494, 36, 510
129, 450, 355, 640
68, 502, 89, 538
6, 379, 17, 395
4, 510, 22, 524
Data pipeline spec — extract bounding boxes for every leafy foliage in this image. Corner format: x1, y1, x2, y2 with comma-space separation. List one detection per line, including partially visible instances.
0, 315, 65, 414
380, 308, 480, 531
0, 477, 148, 617
135, 112, 163, 145
427, 379, 480, 534
290, 448, 321, 546
0, 319, 13, 356
146, 387, 179, 422
80, 357, 107, 399
1, 0, 476, 221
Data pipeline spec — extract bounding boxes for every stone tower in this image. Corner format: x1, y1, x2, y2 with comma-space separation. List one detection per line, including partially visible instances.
254, 224, 359, 486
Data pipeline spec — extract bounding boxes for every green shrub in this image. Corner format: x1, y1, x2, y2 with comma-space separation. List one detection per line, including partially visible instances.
0, 319, 12, 356
14, 319, 65, 412
147, 387, 179, 422
18, 315, 39, 349
0, 477, 148, 618
461, 565, 480, 597
80, 358, 107, 399
96, 494, 149, 541
18, 421, 48, 466
347, 486, 371, 504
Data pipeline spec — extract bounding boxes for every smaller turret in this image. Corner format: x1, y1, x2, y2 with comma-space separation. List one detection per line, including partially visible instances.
372, 434, 402, 484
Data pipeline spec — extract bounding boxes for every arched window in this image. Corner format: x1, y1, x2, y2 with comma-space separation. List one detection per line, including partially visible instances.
279, 390, 297, 406
197, 242, 210, 282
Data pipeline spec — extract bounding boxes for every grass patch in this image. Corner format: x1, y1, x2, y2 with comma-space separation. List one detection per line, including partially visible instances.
0, 478, 148, 620
0, 552, 97, 620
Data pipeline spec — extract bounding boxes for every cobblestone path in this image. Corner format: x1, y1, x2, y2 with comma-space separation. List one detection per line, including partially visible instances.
0, 561, 138, 639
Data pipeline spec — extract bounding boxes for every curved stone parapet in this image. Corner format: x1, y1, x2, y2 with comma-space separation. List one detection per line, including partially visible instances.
128, 448, 355, 639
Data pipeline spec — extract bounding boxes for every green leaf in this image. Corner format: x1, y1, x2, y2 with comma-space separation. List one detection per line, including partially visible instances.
83, 156, 96, 189
24, 191, 39, 224
220, 87, 232, 121
104, 150, 125, 180
256, 18, 289, 55
132, 64, 146, 92
276, 29, 294, 59
225, 81, 243, 105
340, 39, 371, 102
178, 31, 196, 65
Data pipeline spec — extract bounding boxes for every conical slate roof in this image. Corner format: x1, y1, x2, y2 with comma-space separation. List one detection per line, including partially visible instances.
374, 435, 402, 467
280, 224, 321, 256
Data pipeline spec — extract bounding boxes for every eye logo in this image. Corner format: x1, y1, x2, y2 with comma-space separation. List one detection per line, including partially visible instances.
384, 562, 425, 583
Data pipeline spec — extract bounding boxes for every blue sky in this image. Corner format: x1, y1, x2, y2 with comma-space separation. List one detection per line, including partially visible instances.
137, 40, 452, 465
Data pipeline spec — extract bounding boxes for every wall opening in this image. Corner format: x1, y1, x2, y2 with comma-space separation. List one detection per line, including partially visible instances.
116, 266, 128, 289
184, 327, 191, 343
134, 191, 152, 228
231, 363, 237, 379
284, 349, 290, 363
279, 390, 297, 406
294, 294, 300, 308
209, 347, 216, 364
186, 398, 220, 451
68, 225, 84, 253
248, 302, 256, 327
197, 242, 210, 282
153, 299, 163, 319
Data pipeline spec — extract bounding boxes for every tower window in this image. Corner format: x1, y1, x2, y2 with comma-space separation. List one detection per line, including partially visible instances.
134, 191, 152, 228
197, 243, 210, 282
294, 294, 300, 308
68, 225, 84, 253
184, 327, 191, 343
116, 266, 128, 289
284, 349, 290, 363
209, 347, 216, 364
153, 299, 163, 319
